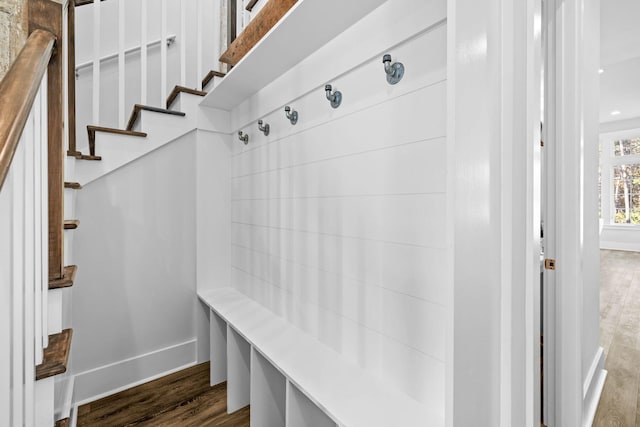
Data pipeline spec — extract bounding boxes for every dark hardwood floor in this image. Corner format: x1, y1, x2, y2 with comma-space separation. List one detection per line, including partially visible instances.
594, 249, 640, 426
77, 362, 250, 426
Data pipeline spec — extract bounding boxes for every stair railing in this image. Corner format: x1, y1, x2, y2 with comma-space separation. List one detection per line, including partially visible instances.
0, 29, 56, 426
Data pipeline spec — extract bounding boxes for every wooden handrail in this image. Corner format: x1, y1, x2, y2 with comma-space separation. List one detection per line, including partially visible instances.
0, 29, 56, 190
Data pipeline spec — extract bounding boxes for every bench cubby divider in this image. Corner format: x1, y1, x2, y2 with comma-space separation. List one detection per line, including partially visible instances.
251, 348, 286, 427
227, 325, 251, 413
210, 310, 227, 386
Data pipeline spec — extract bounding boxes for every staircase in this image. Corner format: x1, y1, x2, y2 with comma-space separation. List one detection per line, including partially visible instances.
67, 79, 224, 187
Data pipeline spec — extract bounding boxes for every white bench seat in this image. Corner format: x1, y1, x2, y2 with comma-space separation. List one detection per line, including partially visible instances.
198, 287, 444, 427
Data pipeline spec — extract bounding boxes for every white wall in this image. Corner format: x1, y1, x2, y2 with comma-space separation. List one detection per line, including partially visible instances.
219, 0, 447, 416
70, 132, 210, 403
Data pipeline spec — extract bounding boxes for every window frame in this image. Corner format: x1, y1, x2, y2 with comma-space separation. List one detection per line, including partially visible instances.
600, 130, 640, 227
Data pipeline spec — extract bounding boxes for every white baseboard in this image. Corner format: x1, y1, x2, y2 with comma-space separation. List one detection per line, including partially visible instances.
600, 240, 640, 252
73, 339, 197, 406
582, 347, 607, 427
600, 225, 640, 252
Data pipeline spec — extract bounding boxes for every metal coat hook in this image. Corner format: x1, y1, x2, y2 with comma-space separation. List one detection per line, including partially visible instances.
382, 54, 404, 85
258, 120, 270, 136
284, 106, 298, 125
238, 131, 249, 145
325, 84, 342, 108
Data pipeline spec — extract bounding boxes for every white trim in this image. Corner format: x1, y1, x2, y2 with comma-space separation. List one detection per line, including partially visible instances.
600, 116, 640, 134
546, 0, 602, 425
581, 347, 607, 427
72, 339, 197, 406
448, 0, 541, 425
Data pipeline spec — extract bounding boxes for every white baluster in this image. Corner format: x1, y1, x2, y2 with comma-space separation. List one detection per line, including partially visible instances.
23, 108, 35, 427
141, 0, 148, 105
212, 0, 221, 69
197, 0, 203, 89
0, 152, 12, 427
40, 75, 48, 352
180, 0, 186, 87
11, 131, 25, 427
161, 0, 168, 103
92, 0, 101, 124
118, 0, 126, 128
32, 85, 43, 367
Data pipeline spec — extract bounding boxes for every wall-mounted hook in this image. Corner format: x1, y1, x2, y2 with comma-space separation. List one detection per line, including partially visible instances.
284, 106, 298, 125
382, 54, 404, 85
257, 120, 270, 136
325, 84, 342, 108
238, 131, 249, 145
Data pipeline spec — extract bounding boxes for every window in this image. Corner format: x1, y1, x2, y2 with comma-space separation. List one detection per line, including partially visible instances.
601, 136, 640, 225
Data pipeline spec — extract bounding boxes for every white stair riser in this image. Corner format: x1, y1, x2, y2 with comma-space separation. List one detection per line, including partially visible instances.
203, 76, 224, 93
35, 377, 55, 427
48, 289, 63, 335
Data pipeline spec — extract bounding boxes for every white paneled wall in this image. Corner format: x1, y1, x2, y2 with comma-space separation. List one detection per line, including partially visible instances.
228, 20, 447, 412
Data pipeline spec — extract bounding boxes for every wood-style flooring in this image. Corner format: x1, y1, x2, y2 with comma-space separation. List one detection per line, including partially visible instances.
77, 362, 250, 426
594, 249, 640, 426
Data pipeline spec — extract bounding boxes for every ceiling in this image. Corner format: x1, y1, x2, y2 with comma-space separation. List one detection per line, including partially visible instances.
600, 0, 640, 123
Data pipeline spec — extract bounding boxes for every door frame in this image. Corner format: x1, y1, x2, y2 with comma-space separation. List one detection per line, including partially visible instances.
542, 0, 605, 426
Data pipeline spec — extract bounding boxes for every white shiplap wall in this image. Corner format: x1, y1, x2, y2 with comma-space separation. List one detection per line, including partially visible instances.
228, 11, 447, 414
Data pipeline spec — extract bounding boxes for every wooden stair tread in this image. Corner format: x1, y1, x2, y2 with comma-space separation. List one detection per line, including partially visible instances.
166, 85, 207, 110
201, 70, 226, 89
126, 104, 186, 131
54, 418, 70, 427
86, 125, 147, 158
49, 265, 77, 290
64, 220, 79, 230
87, 126, 147, 137
36, 329, 72, 381
220, 0, 298, 66
77, 154, 102, 161
64, 181, 82, 189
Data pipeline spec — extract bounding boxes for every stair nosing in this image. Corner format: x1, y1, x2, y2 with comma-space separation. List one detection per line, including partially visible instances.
49, 265, 77, 290
87, 125, 147, 138
64, 220, 79, 230
35, 329, 72, 381
64, 182, 82, 190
